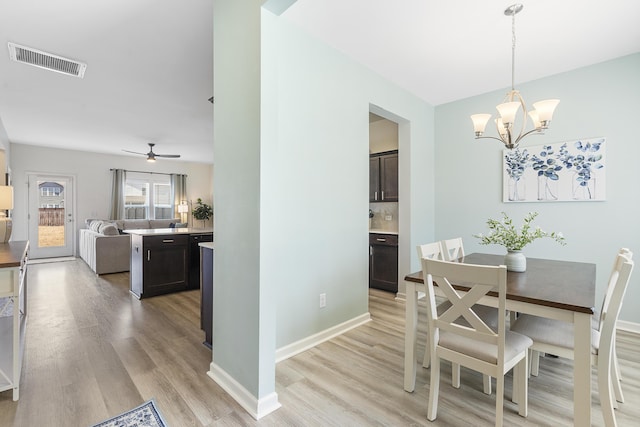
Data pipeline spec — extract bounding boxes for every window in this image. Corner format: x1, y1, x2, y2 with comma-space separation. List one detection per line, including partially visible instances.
125, 173, 172, 219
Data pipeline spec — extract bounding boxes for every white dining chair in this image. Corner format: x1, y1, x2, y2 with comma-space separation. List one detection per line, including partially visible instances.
441, 237, 465, 261
421, 258, 532, 426
510, 250, 634, 427
417, 242, 497, 394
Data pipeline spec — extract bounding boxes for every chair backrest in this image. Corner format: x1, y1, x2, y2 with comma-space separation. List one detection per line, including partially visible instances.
597, 252, 634, 340
417, 241, 445, 261
598, 248, 633, 330
421, 257, 508, 362
441, 237, 465, 261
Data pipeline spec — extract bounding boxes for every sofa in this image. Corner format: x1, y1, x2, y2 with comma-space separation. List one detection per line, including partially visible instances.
79, 218, 183, 274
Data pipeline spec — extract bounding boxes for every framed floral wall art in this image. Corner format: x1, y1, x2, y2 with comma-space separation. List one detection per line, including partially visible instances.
503, 137, 606, 202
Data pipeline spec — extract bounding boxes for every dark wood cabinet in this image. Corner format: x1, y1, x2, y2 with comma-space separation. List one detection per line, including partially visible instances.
200, 244, 213, 348
130, 234, 189, 298
369, 233, 398, 293
189, 233, 213, 290
370, 150, 398, 202
128, 229, 213, 299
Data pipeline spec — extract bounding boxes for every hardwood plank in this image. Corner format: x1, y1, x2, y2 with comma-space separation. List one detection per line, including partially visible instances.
0, 260, 638, 426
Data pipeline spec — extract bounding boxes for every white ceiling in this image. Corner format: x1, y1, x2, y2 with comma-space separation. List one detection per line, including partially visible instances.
0, 1, 638, 163
0, 0, 213, 163
283, 0, 640, 105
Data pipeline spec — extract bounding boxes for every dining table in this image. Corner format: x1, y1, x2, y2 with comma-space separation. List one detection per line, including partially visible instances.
403, 253, 596, 426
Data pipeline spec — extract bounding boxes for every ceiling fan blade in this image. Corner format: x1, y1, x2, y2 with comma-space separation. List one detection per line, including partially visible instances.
155, 154, 181, 158
122, 149, 147, 155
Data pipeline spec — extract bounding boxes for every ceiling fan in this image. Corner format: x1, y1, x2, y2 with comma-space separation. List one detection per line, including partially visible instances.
123, 143, 180, 162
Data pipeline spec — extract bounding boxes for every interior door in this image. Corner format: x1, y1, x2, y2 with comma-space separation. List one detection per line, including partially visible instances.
27, 174, 75, 259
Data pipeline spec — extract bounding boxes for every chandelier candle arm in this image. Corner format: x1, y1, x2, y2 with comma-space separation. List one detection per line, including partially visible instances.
469, 3, 560, 150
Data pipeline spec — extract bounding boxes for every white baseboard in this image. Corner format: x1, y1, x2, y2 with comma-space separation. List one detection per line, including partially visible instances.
617, 320, 640, 335
207, 363, 281, 420
275, 312, 371, 363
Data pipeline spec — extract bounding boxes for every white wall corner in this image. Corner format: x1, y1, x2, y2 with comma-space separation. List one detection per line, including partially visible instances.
207, 363, 281, 420
275, 312, 371, 363
262, 0, 297, 15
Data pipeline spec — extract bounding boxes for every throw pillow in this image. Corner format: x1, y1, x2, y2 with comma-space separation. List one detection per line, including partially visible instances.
176, 222, 188, 228
98, 222, 119, 236
89, 220, 103, 232
169, 223, 176, 228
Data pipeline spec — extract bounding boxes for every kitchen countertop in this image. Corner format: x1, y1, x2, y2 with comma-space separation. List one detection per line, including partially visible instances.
369, 229, 398, 235
123, 227, 213, 236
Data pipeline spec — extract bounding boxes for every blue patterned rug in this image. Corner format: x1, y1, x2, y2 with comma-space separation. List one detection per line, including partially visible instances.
91, 399, 168, 427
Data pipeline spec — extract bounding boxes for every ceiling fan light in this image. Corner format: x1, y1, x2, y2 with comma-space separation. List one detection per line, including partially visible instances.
532, 99, 560, 125
471, 114, 492, 136
496, 101, 521, 126
147, 156, 156, 163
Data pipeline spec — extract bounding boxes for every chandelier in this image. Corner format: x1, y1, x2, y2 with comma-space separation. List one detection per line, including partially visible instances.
470, 4, 559, 150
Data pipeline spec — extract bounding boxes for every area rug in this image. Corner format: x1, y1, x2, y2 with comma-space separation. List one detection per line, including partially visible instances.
91, 399, 168, 427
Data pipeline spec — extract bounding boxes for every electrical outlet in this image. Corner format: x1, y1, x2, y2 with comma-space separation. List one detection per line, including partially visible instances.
385, 215, 392, 221
319, 293, 326, 308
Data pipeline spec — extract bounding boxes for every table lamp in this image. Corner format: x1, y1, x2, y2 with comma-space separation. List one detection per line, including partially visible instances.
0, 186, 13, 243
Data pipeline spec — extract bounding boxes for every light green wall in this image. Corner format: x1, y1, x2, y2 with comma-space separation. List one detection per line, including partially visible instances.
264, 12, 434, 348
434, 53, 640, 324
212, 0, 268, 400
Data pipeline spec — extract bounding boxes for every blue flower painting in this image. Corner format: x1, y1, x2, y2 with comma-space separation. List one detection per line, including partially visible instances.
503, 138, 606, 202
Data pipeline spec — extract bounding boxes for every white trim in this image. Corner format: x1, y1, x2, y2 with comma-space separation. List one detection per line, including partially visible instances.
275, 312, 371, 363
207, 363, 281, 420
617, 320, 640, 335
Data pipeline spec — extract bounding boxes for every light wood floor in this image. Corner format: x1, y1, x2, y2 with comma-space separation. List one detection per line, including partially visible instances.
1, 259, 639, 426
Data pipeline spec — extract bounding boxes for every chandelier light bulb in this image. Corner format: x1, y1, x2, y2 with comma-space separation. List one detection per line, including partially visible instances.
471, 114, 492, 136
532, 99, 560, 127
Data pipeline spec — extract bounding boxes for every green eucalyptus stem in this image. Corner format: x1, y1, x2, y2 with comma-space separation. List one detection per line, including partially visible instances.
473, 211, 566, 251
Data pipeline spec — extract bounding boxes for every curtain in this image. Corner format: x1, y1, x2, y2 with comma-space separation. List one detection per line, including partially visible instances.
171, 174, 187, 221
109, 169, 126, 220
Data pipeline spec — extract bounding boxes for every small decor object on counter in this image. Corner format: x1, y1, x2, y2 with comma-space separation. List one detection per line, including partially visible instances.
474, 211, 566, 272
192, 198, 213, 228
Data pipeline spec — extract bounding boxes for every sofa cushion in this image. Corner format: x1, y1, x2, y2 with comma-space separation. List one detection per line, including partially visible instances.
99, 222, 119, 236
120, 219, 151, 230
149, 219, 178, 229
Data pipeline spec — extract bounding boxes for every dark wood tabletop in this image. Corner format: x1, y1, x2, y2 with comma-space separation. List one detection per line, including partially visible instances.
405, 253, 596, 314
0, 241, 29, 268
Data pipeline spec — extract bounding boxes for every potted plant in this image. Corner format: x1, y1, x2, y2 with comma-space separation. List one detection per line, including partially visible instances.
473, 211, 565, 272
192, 198, 213, 228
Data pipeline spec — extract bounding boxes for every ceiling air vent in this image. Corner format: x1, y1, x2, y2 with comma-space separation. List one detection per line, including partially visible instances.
8, 42, 87, 78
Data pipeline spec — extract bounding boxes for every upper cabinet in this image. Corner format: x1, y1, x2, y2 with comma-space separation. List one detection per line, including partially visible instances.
370, 150, 398, 202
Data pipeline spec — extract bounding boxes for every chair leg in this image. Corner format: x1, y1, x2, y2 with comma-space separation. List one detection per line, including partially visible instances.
452, 363, 460, 388
598, 354, 617, 427
427, 355, 440, 421
612, 346, 624, 403
495, 372, 505, 427
423, 335, 431, 368
530, 350, 540, 377
483, 375, 492, 395
517, 354, 528, 417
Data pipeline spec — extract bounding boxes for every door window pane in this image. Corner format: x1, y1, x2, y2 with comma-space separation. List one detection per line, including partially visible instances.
37, 181, 65, 247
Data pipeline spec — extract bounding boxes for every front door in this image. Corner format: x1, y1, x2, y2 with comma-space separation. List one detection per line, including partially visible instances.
27, 174, 75, 259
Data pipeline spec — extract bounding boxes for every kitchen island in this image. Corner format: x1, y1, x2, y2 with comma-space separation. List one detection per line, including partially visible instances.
125, 228, 213, 299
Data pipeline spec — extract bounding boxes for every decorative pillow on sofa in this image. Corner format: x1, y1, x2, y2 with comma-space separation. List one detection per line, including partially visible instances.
98, 222, 119, 236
